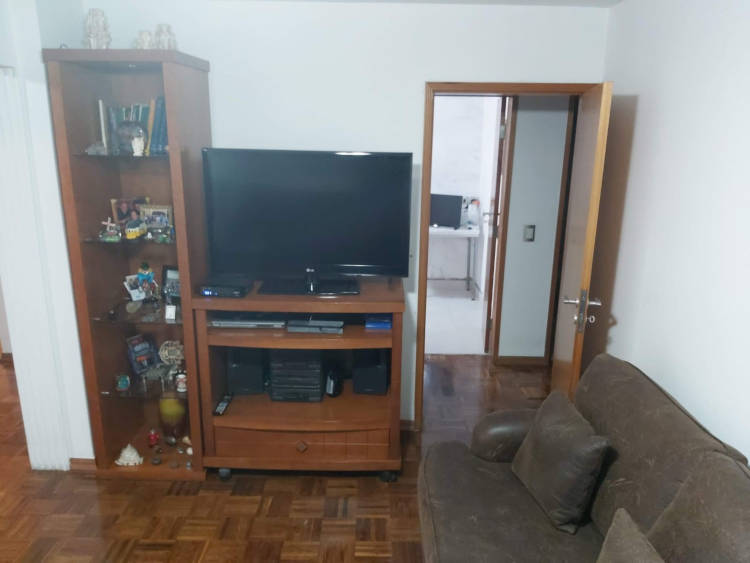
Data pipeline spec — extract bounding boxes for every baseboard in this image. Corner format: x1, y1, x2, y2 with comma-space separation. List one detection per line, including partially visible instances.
69, 458, 97, 473
495, 356, 548, 367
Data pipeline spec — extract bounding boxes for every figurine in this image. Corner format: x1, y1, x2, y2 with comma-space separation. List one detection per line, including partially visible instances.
148, 428, 160, 448
132, 135, 145, 157
136, 262, 158, 300
84, 9, 111, 49
151, 456, 162, 465
182, 436, 192, 446
175, 370, 187, 393
98, 217, 121, 243
186, 447, 193, 456
114, 444, 143, 466
133, 30, 153, 49
154, 24, 177, 50
164, 435, 177, 446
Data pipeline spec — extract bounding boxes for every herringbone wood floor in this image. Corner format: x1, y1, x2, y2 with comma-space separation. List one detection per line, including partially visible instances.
0, 355, 547, 562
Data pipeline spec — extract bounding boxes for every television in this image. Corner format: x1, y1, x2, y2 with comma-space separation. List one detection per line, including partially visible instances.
202, 148, 412, 291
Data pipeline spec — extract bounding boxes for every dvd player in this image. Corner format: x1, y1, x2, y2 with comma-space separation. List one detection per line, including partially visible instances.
199, 275, 253, 298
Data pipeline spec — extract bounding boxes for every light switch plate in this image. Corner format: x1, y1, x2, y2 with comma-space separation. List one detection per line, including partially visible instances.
523, 224, 536, 242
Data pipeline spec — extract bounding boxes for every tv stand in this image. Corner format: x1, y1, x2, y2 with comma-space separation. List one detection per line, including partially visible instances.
259, 277, 360, 296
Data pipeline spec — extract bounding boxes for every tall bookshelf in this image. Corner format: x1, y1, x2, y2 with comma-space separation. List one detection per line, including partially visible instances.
43, 49, 211, 479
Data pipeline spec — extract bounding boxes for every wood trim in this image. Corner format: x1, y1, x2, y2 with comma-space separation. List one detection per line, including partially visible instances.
495, 356, 548, 367
414, 82, 610, 430
544, 97, 578, 363
42, 48, 210, 72
400, 419, 416, 432
0, 353, 11, 365
202, 455, 400, 472
427, 82, 599, 96
483, 96, 507, 353
69, 457, 96, 473
489, 97, 518, 366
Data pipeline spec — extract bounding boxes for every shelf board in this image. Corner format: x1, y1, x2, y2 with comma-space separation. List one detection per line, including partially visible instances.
97, 420, 203, 481
214, 381, 390, 432
92, 301, 182, 326
194, 278, 405, 314
82, 237, 175, 247
102, 378, 188, 401
74, 153, 169, 160
207, 324, 391, 349
42, 48, 210, 72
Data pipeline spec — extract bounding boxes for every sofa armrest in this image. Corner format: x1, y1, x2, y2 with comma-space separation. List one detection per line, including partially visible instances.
470, 409, 537, 462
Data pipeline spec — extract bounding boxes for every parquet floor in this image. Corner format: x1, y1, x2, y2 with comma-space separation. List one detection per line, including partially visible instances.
0, 355, 547, 562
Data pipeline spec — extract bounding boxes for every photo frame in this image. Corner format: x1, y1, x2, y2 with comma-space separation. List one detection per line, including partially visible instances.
123, 274, 146, 301
110, 196, 150, 225
141, 204, 173, 230
162, 265, 180, 304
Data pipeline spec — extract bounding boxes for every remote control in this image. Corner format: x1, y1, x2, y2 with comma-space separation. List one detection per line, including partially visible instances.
213, 393, 233, 416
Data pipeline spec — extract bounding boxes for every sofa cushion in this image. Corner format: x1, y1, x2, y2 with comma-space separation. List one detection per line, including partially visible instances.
596, 508, 663, 563
575, 354, 746, 533
419, 440, 602, 563
647, 452, 750, 562
512, 391, 609, 533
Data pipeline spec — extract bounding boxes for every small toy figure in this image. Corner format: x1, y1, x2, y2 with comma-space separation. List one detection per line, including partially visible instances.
175, 370, 188, 393
114, 444, 142, 466
137, 263, 158, 300
99, 217, 122, 242
115, 374, 131, 392
148, 428, 160, 448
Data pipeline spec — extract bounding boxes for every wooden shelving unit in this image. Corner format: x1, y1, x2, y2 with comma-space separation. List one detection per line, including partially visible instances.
195, 279, 405, 474
43, 49, 211, 479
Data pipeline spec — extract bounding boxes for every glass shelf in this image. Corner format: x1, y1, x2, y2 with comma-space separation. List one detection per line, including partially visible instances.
102, 375, 188, 400
74, 152, 169, 160
82, 236, 175, 247
92, 301, 182, 326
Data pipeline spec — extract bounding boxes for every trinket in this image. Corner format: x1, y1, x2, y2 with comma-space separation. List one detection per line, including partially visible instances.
186, 447, 193, 456
164, 435, 177, 446
148, 428, 160, 448
175, 370, 187, 393
98, 217, 121, 243
151, 456, 162, 465
115, 374, 131, 392
182, 436, 192, 446
114, 444, 143, 466
177, 446, 185, 454
186, 461, 192, 470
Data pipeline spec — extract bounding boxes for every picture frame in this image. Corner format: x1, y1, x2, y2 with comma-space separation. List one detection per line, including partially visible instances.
141, 204, 173, 230
123, 274, 146, 301
110, 196, 150, 225
161, 265, 180, 304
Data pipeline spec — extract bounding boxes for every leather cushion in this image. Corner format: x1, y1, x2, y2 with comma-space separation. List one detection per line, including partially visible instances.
470, 409, 536, 462
575, 354, 747, 534
512, 391, 609, 533
596, 508, 663, 563
647, 452, 750, 562
419, 440, 602, 563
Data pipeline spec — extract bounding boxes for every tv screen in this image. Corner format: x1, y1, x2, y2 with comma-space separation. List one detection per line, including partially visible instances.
202, 148, 412, 279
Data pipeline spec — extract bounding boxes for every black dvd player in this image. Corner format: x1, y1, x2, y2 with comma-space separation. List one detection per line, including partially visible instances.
199, 274, 253, 298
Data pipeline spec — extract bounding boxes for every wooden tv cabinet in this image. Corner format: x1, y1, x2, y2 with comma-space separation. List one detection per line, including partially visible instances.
194, 277, 404, 476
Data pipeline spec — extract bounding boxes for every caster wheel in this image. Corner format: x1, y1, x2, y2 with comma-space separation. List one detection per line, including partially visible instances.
379, 471, 398, 483
218, 468, 232, 482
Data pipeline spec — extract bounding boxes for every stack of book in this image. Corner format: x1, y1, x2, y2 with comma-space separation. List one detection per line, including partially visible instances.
99, 96, 168, 156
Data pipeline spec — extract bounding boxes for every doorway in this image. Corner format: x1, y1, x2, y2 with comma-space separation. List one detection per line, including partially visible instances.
416, 82, 612, 430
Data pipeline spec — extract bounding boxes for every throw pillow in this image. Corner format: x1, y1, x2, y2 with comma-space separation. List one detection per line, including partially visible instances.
596, 508, 664, 563
512, 390, 609, 533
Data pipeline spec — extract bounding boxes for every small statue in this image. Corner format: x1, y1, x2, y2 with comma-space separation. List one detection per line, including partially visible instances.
133, 30, 153, 49
148, 428, 160, 448
137, 262, 155, 285
98, 217, 121, 243
114, 444, 143, 466
84, 9, 111, 49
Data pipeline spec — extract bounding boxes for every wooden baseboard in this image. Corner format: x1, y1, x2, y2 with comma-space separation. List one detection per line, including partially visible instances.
495, 356, 548, 367
69, 458, 96, 473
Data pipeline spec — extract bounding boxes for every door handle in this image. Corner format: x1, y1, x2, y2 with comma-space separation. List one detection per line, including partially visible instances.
562, 296, 579, 305
563, 296, 602, 307
588, 298, 602, 307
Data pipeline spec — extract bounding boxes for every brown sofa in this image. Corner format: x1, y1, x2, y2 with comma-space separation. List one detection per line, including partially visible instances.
418, 354, 750, 562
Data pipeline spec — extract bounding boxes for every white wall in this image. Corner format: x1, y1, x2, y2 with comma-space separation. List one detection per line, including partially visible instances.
498, 95, 568, 357
28, 0, 610, 430
0, 278, 11, 353
429, 95, 500, 292
586, 0, 750, 456
0, 0, 93, 469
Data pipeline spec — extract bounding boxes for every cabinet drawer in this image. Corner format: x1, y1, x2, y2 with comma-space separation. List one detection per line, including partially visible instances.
214, 427, 390, 461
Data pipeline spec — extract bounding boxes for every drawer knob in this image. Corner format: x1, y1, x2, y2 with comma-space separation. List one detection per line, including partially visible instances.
296, 440, 308, 453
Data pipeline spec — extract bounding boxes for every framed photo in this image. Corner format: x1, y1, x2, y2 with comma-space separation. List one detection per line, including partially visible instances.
123, 274, 146, 301
141, 204, 173, 230
111, 196, 150, 225
162, 265, 181, 304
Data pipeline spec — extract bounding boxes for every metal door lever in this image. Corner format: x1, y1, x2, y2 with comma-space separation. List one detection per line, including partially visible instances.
563, 296, 579, 305
588, 298, 602, 307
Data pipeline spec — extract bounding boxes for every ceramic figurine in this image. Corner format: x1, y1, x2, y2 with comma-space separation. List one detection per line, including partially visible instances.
114, 444, 143, 466
98, 217, 121, 243
84, 9, 111, 49
154, 24, 177, 50
148, 428, 160, 448
175, 370, 188, 393
182, 436, 192, 446
133, 30, 152, 49
186, 447, 193, 456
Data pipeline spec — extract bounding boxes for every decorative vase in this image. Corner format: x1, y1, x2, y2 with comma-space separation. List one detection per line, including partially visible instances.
84, 9, 111, 49
134, 30, 153, 49
159, 390, 187, 439
154, 24, 177, 50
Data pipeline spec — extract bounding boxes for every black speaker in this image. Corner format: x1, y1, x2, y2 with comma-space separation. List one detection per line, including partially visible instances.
430, 194, 463, 228
353, 349, 390, 395
227, 348, 265, 394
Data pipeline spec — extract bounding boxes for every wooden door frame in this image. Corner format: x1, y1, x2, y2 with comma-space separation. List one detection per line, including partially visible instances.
415, 82, 600, 430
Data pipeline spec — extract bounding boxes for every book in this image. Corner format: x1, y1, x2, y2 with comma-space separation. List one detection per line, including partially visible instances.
107, 105, 120, 155
97, 99, 109, 154
145, 98, 156, 156
151, 97, 165, 154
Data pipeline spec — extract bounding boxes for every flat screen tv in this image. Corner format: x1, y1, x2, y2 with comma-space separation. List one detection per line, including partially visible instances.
202, 148, 412, 284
